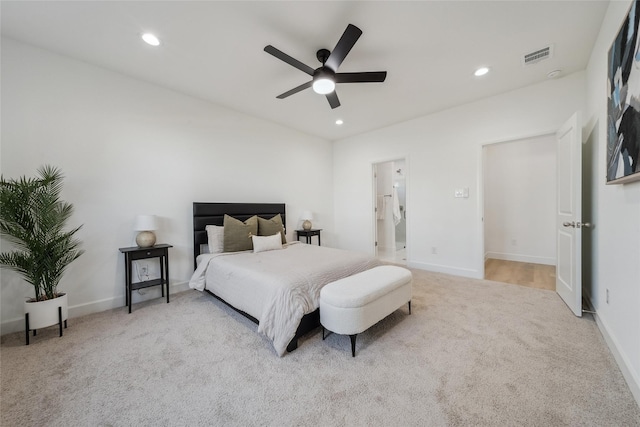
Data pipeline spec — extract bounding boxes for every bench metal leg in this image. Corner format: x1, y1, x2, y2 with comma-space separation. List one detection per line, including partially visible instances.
350, 334, 357, 357
322, 327, 335, 341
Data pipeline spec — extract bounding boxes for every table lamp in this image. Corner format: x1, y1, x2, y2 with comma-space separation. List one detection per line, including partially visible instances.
300, 210, 313, 231
134, 214, 158, 248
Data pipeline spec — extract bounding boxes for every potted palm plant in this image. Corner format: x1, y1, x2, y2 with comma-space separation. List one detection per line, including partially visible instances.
0, 165, 84, 344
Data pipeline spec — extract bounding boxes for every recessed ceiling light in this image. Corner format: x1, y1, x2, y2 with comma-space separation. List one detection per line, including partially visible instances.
474, 67, 490, 77
142, 33, 160, 47
335, 119, 344, 125
547, 69, 562, 79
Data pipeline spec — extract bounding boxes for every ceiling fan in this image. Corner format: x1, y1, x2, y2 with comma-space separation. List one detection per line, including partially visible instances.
264, 24, 387, 109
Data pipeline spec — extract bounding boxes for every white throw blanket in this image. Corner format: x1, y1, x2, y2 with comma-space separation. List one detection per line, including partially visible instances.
189, 242, 380, 356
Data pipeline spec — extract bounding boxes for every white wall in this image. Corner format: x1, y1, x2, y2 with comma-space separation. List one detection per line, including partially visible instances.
333, 71, 586, 278
585, 0, 640, 404
0, 39, 334, 333
484, 135, 556, 265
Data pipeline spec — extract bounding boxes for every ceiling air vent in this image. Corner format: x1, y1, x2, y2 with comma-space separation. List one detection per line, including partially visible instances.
522, 45, 554, 66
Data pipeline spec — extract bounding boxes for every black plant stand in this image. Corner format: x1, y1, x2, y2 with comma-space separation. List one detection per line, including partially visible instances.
25, 306, 67, 345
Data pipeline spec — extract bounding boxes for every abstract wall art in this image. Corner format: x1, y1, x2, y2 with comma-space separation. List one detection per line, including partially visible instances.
607, 0, 640, 184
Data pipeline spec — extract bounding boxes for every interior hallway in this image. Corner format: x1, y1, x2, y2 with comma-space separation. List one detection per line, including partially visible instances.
485, 259, 556, 291
375, 256, 554, 290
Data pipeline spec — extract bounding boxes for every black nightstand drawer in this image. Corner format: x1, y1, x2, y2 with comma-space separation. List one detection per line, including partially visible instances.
129, 248, 165, 260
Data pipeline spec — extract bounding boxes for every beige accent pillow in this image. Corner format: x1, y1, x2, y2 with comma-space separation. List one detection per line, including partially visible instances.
252, 233, 283, 253
223, 215, 258, 252
257, 214, 286, 244
205, 225, 224, 254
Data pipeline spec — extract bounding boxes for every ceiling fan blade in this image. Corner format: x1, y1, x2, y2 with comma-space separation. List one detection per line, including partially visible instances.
335, 71, 387, 83
276, 81, 313, 99
325, 24, 362, 71
326, 91, 340, 109
264, 45, 315, 76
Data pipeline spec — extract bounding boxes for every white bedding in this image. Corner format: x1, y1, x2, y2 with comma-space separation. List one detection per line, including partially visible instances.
188, 242, 380, 356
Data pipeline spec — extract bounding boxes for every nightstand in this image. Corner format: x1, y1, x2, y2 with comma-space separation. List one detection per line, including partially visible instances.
295, 229, 322, 246
119, 244, 172, 313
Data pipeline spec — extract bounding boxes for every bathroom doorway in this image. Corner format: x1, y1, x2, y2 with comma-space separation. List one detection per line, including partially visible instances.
373, 159, 406, 264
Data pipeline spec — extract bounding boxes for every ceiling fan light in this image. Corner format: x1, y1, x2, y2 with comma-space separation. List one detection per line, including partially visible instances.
312, 78, 335, 94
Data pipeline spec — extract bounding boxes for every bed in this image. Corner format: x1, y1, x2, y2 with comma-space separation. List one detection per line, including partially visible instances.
189, 202, 381, 356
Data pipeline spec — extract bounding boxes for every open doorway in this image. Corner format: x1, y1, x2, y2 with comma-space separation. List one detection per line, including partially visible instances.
482, 135, 556, 290
373, 159, 406, 264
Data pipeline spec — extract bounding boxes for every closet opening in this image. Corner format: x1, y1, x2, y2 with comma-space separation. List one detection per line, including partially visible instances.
482, 135, 556, 290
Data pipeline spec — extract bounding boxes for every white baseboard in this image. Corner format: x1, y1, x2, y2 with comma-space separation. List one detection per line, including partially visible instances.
485, 252, 555, 266
0, 281, 190, 335
407, 261, 482, 279
593, 312, 640, 407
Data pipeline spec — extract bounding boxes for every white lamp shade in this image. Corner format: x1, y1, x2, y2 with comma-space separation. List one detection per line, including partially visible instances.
300, 210, 313, 221
134, 214, 158, 231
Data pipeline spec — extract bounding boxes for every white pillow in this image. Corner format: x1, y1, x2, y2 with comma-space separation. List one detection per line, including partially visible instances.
252, 233, 283, 253
205, 225, 224, 254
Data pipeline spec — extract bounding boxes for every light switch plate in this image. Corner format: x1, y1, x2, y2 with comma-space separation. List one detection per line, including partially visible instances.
454, 187, 469, 198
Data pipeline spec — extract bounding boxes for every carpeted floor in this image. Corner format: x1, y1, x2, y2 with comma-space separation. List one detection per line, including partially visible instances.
1, 268, 639, 426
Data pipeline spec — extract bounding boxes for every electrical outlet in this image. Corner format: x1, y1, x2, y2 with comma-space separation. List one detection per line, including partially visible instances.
431, 247, 438, 255
606, 289, 609, 304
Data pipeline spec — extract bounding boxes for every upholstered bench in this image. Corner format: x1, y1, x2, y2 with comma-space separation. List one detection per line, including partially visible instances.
320, 265, 412, 357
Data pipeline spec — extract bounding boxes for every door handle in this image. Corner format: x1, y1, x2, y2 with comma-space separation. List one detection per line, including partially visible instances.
562, 221, 592, 228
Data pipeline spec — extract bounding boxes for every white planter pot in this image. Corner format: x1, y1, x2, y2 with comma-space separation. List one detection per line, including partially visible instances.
24, 293, 68, 330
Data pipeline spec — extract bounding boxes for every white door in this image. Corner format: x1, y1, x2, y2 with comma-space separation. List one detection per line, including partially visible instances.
556, 112, 583, 317
372, 164, 379, 257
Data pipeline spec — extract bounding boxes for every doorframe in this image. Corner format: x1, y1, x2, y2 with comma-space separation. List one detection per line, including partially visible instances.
371, 155, 410, 261
477, 129, 557, 279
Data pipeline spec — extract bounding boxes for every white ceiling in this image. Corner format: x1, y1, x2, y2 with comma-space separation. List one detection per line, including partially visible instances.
1, 1, 609, 141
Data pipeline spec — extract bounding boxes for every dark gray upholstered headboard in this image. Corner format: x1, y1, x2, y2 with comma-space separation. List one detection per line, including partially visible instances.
192, 202, 286, 268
